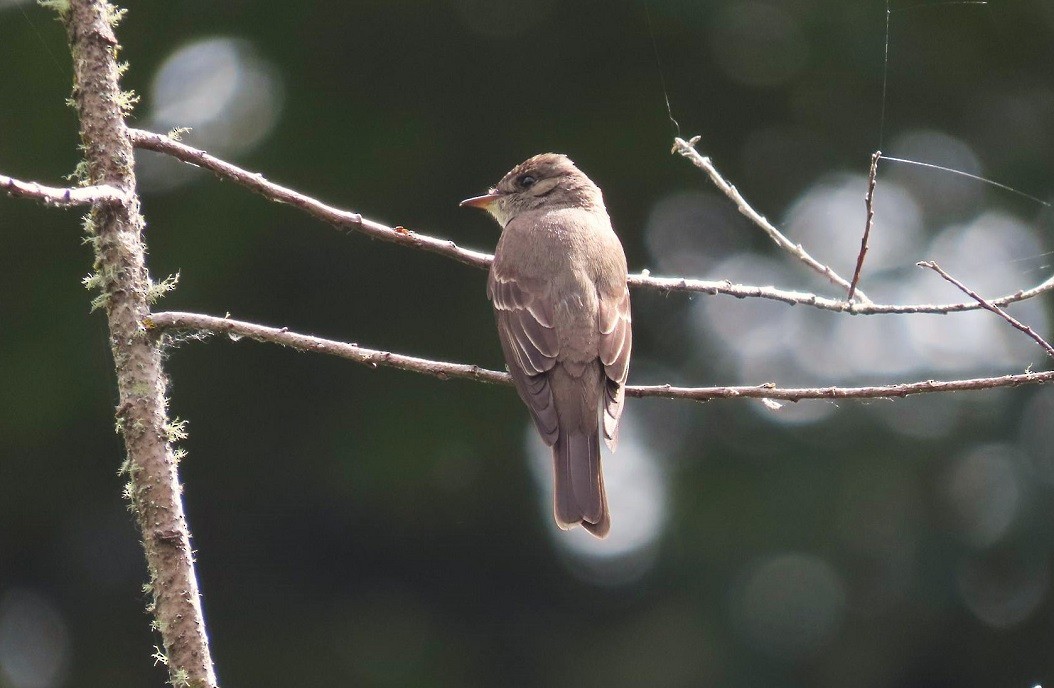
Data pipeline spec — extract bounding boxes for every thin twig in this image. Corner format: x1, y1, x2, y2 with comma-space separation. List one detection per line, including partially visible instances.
129, 129, 1054, 316
671, 136, 871, 303
630, 272, 1054, 315
129, 129, 492, 270
918, 260, 1054, 359
848, 151, 881, 301
146, 311, 509, 385
0, 173, 128, 206
148, 310, 1054, 403
60, 2, 218, 687
628, 372, 1054, 401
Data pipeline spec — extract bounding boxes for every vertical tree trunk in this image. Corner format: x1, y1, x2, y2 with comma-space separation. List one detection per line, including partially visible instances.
61, 1, 218, 685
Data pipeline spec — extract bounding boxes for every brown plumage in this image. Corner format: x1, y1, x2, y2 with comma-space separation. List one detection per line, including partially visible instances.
461, 154, 632, 537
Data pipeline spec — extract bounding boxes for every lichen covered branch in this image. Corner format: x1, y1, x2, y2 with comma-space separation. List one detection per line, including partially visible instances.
62, 2, 217, 686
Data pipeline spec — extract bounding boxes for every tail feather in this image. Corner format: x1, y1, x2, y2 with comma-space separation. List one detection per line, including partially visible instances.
553, 429, 610, 538
582, 465, 610, 538
602, 378, 624, 451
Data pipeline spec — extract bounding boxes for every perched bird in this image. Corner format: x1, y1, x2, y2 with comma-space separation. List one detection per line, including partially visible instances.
461, 154, 632, 538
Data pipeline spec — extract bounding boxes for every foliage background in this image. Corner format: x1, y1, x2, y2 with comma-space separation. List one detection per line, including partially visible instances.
2, 1, 1054, 686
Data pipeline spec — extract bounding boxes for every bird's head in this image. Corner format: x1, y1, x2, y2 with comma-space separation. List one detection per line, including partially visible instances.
460, 153, 604, 226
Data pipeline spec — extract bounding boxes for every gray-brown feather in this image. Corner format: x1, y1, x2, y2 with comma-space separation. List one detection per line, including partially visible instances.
482, 154, 630, 538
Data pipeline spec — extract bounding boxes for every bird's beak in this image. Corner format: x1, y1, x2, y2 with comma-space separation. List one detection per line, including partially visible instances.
459, 192, 500, 210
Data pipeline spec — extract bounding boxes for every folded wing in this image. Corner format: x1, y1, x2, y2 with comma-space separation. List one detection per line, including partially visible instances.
598, 286, 631, 449
488, 270, 560, 445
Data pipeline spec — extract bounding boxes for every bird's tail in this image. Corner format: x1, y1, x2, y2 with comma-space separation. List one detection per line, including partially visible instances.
553, 428, 610, 538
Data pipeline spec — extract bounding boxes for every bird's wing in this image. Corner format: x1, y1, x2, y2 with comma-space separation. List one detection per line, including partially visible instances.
598, 285, 632, 448
488, 269, 560, 445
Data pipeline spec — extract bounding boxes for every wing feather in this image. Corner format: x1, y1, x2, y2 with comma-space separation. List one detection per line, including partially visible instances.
488, 269, 560, 445
598, 287, 632, 448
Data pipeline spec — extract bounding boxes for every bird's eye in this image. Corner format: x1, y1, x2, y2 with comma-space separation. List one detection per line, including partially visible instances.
517, 174, 537, 189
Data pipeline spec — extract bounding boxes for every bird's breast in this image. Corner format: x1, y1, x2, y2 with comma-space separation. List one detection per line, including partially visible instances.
493, 207, 622, 363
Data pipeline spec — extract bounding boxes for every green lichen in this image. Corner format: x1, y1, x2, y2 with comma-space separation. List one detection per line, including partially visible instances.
82, 262, 116, 312
65, 160, 91, 187
114, 89, 139, 116
90, 292, 110, 313
82, 271, 103, 291
170, 668, 191, 688
81, 213, 96, 236
117, 456, 137, 476
151, 646, 169, 667
36, 0, 70, 17
103, 3, 127, 28
148, 273, 180, 304
164, 418, 189, 443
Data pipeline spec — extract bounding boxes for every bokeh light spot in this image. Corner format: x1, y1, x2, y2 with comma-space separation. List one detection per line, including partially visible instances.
887, 130, 983, 221
958, 551, 1048, 629
1018, 386, 1054, 485
645, 191, 745, 277
525, 416, 667, 586
0, 589, 71, 688
784, 175, 923, 282
733, 553, 846, 660
942, 444, 1022, 548
138, 36, 284, 192
710, 3, 808, 88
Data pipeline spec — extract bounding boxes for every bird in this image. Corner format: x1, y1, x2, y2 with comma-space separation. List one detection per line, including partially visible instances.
461, 153, 632, 538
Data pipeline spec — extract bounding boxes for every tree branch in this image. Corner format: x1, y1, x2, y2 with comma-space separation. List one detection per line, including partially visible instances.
61, 3, 217, 687
128, 128, 492, 270
1, 3, 1039, 685
147, 310, 1054, 403
131, 128, 1054, 317
919, 260, 1054, 359
671, 135, 871, 303
628, 372, 1054, 401
146, 311, 509, 385
628, 272, 1054, 314
847, 151, 881, 301
1, 172, 128, 206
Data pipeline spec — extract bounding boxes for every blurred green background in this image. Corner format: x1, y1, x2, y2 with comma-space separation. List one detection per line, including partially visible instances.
2, 1, 1054, 686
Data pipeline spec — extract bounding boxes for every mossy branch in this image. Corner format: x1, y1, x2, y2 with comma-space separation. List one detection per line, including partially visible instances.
55, 1, 219, 686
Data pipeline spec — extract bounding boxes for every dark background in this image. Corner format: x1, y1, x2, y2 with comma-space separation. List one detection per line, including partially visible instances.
2, 1, 1054, 686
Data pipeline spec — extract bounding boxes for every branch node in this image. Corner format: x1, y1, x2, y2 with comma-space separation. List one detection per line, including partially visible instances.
673, 134, 870, 301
